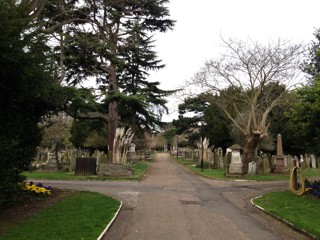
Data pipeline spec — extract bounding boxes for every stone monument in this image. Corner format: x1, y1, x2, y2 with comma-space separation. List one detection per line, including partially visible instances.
127, 143, 138, 163
228, 144, 243, 174
274, 134, 285, 173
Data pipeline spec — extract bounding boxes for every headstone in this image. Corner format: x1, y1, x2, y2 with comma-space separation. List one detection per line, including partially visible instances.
262, 154, 270, 174
144, 150, 151, 161
274, 134, 285, 174
311, 154, 317, 168
256, 156, 263, 175
137, 150, 145, 161
248, 161, 256, 175
286, 154, 293, 169
300, 154, 306, 170
284, 155, 287, 167
42, 152, 58, 171
129, 143, 136, 153
305, 154, 311, 169
228, 144, 243, 174
215, 147, 224, 169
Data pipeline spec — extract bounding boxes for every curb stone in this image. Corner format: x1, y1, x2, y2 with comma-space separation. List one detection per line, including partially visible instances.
251, 196, 318, 240
97, 201, 123, 240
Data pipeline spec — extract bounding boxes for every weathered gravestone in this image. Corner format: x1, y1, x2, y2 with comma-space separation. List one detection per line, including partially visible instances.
274, 134, 285, 174
127, 143, 138, 163
228, 144, 243, 174
42, 152, 58, 171
248, 156, 259, 175
311, 154, 317, 168
248, 161, 256, 175
305, 154, 311, 169
214, 148, 224, 169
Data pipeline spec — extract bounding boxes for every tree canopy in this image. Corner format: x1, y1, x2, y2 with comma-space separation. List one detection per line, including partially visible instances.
43, 0, 176, 159
186, 38, 303, 174
0, 1, 72, 207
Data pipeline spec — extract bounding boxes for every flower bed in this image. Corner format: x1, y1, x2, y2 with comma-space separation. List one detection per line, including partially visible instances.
19, 181, 52, 196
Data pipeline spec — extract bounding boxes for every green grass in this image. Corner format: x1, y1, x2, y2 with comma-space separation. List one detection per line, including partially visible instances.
175, 157, 227, 179
23, 162, 149, 181
302, 168, 320, 178
0, 191, 120, 240
173, 157, 320, 181
253, 191, 320, 238
245, 173, 290, 181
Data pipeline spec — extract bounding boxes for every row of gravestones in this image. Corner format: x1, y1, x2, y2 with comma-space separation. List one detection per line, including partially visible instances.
174, 147, 319, 175
32, 148, 152, 175
33, 148, 91, 171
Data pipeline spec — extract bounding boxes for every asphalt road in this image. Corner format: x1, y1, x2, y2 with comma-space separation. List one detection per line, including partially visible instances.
39, 153, 308, 240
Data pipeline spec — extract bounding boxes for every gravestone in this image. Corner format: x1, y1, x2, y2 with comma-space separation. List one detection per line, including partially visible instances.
248, 161, 257, 175
311, 154, 317, 168
274, 134, 285, 174
300, 154, 306, 170
256, 156, 263, 175
137, 150, 145, 161
215, 148, 224, 169
305, 154, 311, 169
42, 152, 58, 171
127, 144, 138, 163
228, 144, 243, 174
262, 154, 270, 174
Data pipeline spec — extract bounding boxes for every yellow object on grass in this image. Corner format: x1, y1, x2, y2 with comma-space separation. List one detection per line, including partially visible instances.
289, 166, 310, 196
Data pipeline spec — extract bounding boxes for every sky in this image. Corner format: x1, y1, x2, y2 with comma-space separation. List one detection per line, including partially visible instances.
149, 0, 320, 122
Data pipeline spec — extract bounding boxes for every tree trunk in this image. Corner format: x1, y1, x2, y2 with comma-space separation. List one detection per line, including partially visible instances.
242, 133, 260, 175
108, 64, 118, 162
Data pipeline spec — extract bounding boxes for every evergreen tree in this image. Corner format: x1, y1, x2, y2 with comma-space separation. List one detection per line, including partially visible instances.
46, 0, 175, 159
0, 1, 70, 207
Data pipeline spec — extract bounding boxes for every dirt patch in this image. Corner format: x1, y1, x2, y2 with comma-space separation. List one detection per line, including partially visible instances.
0, 188, 76, 235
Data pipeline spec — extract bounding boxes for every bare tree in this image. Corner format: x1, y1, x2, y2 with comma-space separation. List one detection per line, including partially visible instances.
187, 38, 303, 174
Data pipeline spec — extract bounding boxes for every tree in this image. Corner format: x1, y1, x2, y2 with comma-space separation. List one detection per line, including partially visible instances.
40, 113, 73, 149
283, 28, 320, 155
70, 119, 107, 151
47, 0, 175, 161
176, 91, 235, 150
187, 38, 303, 174
117, 23, 176, 138
0, 1, 71, 207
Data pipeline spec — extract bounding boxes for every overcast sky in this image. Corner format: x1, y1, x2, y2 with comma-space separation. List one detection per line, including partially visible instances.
149, 0, 320, 121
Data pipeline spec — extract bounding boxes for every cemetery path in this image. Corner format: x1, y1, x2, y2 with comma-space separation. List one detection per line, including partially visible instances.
39, 153, 309, 240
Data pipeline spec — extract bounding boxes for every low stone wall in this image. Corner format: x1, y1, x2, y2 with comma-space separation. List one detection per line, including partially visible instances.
97, 163, 133, 176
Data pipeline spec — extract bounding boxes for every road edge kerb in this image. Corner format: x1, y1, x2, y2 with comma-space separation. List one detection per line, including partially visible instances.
250, 196, 318, 240
97, 200, 123, 240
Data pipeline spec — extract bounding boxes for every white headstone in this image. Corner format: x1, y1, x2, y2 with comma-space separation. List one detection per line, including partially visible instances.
311, 154, 317, 168
129, 143, 136, 153
229, 144, 243, 174
248, 161, 256, 175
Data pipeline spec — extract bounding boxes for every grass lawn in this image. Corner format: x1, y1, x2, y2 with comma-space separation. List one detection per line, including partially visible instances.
0, 191, 120, 240
174, 157, 320, 181
253, 191, 320, 239
23, 162, 149, 181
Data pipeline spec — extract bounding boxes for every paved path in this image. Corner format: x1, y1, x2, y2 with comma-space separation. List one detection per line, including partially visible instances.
40, 153, 308, 240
